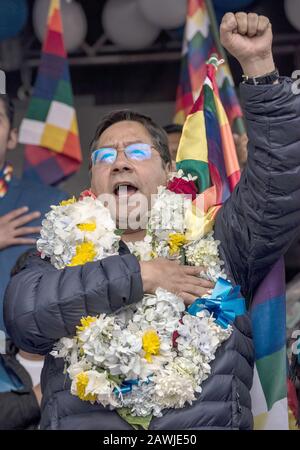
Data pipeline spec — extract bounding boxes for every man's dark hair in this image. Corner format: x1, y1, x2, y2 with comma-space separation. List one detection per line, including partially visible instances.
0, 94, 14, 129
90, 110, 171, 166
163, 124, 183, 135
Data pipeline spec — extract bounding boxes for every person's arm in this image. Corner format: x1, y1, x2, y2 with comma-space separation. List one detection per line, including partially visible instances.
4, 253, 143, 355
215, 13, 300, 298
4, 251, 215, 356
0, 390, 40, 430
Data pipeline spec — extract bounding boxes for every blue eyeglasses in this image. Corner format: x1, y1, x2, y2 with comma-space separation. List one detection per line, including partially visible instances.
91, 142, 154, 165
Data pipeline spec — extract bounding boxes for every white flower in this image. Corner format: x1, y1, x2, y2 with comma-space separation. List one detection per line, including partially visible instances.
37, 197, 120, 269
51, 337, 75, 359
126, 235, 152, 261
49, 181, 236, 419
67, 359, 92, 380
132, 289, 185, 338
85, 370, 118, 408
152, 369, 196, 410
185, 232, 226, 282
121, 382, 161, 417
169, 169, 198, 183
149, 186, 191, 239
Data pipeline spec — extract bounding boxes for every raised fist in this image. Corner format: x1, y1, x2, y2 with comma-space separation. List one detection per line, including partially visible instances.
220, 12, 275, 78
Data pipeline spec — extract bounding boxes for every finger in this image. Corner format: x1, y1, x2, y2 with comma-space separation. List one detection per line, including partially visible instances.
14, 226, 41, 237
10, 238, 37, 246
257, 15, 270, 36
0, 206, 29, 223
220, 12, 238, 34
182, 265, 206, 276
178, 292, 197, 306
247, 13, 259, 37
11, 211, 41, 228
185, 276, 215, 289
181, 284, 211, 299
235, 12, 248, 35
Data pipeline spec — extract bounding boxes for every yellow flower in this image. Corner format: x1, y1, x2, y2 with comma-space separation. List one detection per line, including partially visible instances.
77, 222, 97, 232
76, 316, 97, 334
150, 250, 158, 259
75, 372, 96, 402
168, 233, 187, 256
68, 241, 96, 267
142, 330, 160, 362
60, 197, 76, 206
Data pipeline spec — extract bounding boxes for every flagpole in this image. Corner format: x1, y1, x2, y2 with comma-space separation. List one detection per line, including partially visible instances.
205, 0, 228, 62
205, 0, 246, 135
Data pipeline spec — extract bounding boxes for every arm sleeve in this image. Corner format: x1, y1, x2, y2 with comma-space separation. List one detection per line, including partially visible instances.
4, 253, 143, 354
0, 390, 40, 430
215, 78, 300, 299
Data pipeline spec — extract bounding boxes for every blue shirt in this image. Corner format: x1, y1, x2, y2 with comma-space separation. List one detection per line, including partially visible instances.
0, 176, 68, 334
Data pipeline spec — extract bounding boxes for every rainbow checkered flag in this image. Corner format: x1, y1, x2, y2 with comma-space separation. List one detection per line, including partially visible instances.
19, 0, 82, 185
177, 55, 240, 226
175, 0, 245, 135
178, 56, 289, 430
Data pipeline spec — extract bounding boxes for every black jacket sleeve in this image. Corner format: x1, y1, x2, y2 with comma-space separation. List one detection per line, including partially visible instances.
215, 78, 300, 301
0, 341, 40, 430
4, 253, 143, 355
0, 390, 40, 430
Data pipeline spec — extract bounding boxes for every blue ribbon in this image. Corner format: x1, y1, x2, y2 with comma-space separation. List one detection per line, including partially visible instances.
188, 278, 246, 328
114, 377, 151, 396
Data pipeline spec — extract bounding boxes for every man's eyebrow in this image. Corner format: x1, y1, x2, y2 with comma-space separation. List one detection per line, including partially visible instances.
97, 140, 149, 148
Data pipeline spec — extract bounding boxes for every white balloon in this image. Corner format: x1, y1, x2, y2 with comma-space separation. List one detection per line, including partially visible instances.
284, 0, 300, 31
102, 0, 160, 50
138, 0, 187, 30
33, 0, 87, 53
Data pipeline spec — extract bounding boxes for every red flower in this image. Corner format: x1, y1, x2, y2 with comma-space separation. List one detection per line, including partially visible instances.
172, 330, 179, 348
167, 177, 198, 200
79, 189, 97, 200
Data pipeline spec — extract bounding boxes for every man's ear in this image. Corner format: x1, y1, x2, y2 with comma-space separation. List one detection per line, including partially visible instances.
165, 161, 172, 174
7, 128, 18, 151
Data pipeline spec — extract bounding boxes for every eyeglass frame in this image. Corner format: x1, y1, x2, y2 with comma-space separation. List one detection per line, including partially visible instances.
91, 142, 160, 166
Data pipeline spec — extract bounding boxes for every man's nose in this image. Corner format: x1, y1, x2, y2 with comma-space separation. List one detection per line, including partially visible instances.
112, 151, 133, 173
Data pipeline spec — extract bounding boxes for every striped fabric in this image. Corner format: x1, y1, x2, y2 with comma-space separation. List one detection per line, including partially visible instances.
250, 258, 289, 430
19, 0, 82, 185
175, 0, 245, 135
177, 55, 240, 239
178, 56, 289, 430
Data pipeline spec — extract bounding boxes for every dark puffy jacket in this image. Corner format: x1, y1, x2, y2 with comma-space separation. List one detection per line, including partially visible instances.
0, 340, 40, 430
4, 79, 300, 430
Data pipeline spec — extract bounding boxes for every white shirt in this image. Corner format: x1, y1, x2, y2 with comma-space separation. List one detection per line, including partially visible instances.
16, 353, 44, 387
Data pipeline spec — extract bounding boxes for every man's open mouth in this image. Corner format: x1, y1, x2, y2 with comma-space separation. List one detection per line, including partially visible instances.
113, 183, 139, 198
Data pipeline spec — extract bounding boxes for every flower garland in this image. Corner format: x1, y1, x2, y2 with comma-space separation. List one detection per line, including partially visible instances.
39, 171, 244, 429
37, 196, 120, 269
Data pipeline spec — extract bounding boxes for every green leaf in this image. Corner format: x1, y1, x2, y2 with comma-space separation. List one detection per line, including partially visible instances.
116, 408, 152, 430
107, 374, 123, 385
115, 229, 124, 236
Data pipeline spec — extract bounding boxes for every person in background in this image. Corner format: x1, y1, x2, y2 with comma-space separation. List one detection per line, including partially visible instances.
0, 94, 68, 334
163, 124, 183, 171
164, 124, 249, 172
0, 249, 42, 430
0, 94, 68, 428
